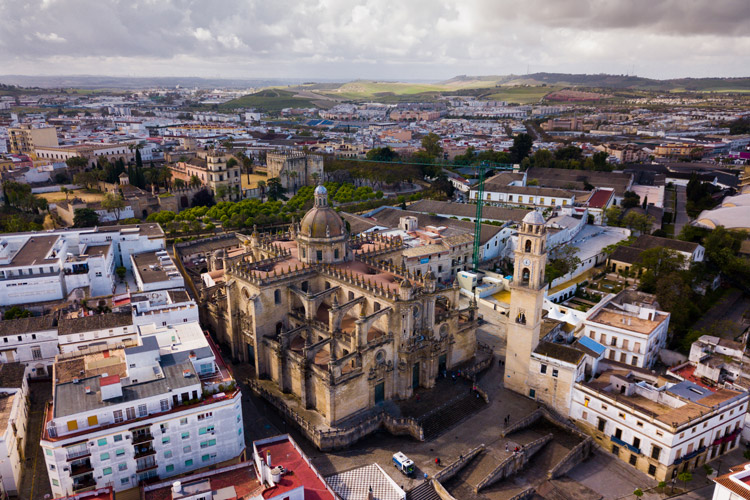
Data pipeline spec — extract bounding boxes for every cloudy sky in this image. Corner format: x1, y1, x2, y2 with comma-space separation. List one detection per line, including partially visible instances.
0, 0, 748, 81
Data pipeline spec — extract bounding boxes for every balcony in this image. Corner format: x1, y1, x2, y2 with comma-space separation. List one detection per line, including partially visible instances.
72, 475, 96, 492
673, 446, 706, 466
134, 444, 156, 459
66, 448, 91, 461
136, 457, 157, 473
70, 459, 93, 476
132, 432, 154, 445
610, 435, 641, 454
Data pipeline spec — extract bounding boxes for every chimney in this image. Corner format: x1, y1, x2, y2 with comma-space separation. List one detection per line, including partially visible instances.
266, 451, 271, 468
171, 481, 182, 498
367, 486, 374, 500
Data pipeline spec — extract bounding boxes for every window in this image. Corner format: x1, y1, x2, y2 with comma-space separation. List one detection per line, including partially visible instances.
32, 346, 42, 360
633, 437, 641, 449
166, 464, 174, 473
118, 463, 127, 472
637, 421, 644, 427
113, 410, 123, 423
121, 478, 129, 485
182, 432, 190, 440
137, 404, 147, 417
126, 407, 136, 420
114, 434, 123, 442
180, 417, 188, 425
597, 418, 607, 432
183, 445, 191, 453
116, 449, 125, 457
648, 464, 657, 476
629, 454, 637, 466
274, 290, 281, 304
552, 368, 558, 378
97, 438, 107, 446
316, 250, 323, 261
164, 450, 173, 459
618, 412, 626, 419
529, 388, 536, 398
540, 364, 547, 374
611, 336, 617, 346
185, 459, 193, 467
632, 356, 638, 366
612, 445, 620, 455
103, 467, 112, 476
88, 415, 98, 426
656, 430, 663, 437
615, 428, 622, 439
620, 352, 627, 362
52, 479, 59, 486
600, 334, 606, 344
198, 412, 213, 421
334, 249, 339, 259
100, 452, 110, 460
199, 426, 214, 435
162, 437, 170, 444
45, 448, 52, 456
160, 399, 169, 411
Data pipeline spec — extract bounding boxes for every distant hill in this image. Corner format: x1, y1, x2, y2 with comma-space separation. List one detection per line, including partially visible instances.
219, 89, 322, 112
440, 73, 750, 92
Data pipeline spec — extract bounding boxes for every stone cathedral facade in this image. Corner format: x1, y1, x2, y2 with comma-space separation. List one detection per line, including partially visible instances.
217, 186, 478, 425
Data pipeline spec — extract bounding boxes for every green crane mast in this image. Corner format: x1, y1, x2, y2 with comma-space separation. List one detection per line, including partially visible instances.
472, 163, 489, 272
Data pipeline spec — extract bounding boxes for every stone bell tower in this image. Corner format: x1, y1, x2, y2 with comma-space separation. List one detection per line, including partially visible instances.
505, 211, 548, 395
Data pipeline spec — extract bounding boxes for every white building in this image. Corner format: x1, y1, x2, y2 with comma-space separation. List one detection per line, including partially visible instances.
130, 290, 199, 329
0, 364, 29, 497
711, 461, 750, 500
0, 315, 58, 378
131, 250, 185, 292
571, 368, 747, 482
0, 223, 165, 306
583, 290, 670, 369
40, 322, 245, 498
58, 311, 136, 354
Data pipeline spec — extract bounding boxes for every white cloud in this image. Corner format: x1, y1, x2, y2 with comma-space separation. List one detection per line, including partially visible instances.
0, 0, 747, 79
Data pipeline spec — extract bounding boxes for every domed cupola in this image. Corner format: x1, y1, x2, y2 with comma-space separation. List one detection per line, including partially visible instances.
297, 184, 351, 264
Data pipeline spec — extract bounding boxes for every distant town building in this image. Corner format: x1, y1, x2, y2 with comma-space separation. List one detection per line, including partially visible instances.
8, 124, 58, 156
265, 151, 323, 191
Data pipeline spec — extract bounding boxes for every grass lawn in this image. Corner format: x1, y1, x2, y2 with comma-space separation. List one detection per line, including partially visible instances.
219, 89, 319, 112
484, 85, 563, 104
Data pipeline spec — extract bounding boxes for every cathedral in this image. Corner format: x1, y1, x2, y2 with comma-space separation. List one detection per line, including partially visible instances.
218, 186, 478, 425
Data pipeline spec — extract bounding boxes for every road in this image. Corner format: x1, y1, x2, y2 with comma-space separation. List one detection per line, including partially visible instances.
674, 185, 689, 235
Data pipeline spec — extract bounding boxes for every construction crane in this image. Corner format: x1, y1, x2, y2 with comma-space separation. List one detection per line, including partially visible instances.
471, 162, 515, 271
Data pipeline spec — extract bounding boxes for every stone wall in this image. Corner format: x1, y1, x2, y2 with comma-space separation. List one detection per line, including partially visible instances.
434, 444, 485, 483
432, 479, 460, 500
547, 436, 593, 479
475, 433, 553, 492
508, 487, 537, 500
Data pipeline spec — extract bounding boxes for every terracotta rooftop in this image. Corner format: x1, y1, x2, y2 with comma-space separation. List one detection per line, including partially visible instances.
143, 462, 264, 500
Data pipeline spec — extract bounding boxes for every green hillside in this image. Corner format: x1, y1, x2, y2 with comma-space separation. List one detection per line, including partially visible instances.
219, 89, 320, 112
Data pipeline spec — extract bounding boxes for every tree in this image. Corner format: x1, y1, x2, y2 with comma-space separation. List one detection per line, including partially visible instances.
60, 186, 71, 202
531, 149, 554, 168
266, 177, 287, 201
633, 488, 643, 499
431, 172, 455, 199
3, 306, 31, 320
545, 244, 582, 282
73, 208, 99, 227
257, 180, 267, 201
215, 185, 229, 202
622, 211, 654, 235
605, 206, 623, 226
366, 147, 398, 162
237, 152, 254, 182
135, 148, 143, 170
65, 156, 88, 171
677, 471, 692, 491
636, 247, 686, 293
420, 133, 443, 159
73, 171, 98, 190
592, 151, 609, 170
101, 193, 126, 221
189, 175, 202, 188
510, 133, 533, 163
621, 191, 641, 209
191, 189, 215, 208
115, 266, 126, 282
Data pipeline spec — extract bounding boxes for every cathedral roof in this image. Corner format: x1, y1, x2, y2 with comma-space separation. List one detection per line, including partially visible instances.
300, 205, 346, 239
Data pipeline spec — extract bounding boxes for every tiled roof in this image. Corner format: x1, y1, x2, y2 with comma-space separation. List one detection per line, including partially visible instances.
326, 463, 404, 500
0, 314, 57, 336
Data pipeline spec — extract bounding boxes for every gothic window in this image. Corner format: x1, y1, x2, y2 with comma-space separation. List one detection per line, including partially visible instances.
241, 288, 250, 300
349, 291, 354, 300
374, 302, 380, 311
334, 248, 339, 259
525, 239, 532, 253
274, 290, 281, 304
522, 268, 530, 284
301, 281, 308, 292
316, 250, 323, 261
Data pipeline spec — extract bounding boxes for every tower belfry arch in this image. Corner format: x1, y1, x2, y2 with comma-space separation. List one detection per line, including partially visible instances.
505, 211, 548, 395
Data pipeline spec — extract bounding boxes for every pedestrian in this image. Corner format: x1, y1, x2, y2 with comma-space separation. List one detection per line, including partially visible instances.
505, 443, 509, 452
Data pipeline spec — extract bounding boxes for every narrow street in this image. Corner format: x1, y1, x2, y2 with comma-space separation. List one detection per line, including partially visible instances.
18, 380, 52, 500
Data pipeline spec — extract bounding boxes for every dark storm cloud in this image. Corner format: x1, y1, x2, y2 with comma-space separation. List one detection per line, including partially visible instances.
0, 0, 748, 78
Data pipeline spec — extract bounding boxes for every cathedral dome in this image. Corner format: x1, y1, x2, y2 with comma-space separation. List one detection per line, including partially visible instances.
522, 211, 545, 225
299, 206, 346, 238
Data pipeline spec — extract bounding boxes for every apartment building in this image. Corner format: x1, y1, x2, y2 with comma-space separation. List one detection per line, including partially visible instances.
8, 124, 58, 156
0, 363, 29, 497
0, 315, 58, 377
170, 151, 241, 201
0, 224, 164, 306
40, 322, 245, 498
470, 184, 576, 208
583, 290, 670, 369
571, 369, 747, 482
131, 251, 185, 292
35, 143, 134, 169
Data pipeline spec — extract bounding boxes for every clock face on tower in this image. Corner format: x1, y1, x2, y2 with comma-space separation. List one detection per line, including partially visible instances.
522, 258, 531, 266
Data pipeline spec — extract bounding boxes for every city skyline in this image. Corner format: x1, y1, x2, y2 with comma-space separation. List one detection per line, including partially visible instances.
1, 0, 749, 80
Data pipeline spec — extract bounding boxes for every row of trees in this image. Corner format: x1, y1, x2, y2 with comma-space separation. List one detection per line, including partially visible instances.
520, 146, 612, 172
604, 206, 656, 235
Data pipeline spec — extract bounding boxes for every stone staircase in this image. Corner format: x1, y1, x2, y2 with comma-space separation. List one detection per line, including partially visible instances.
419, 392, 487, 440
463, 452, 503, 491
407, 480, 441, 500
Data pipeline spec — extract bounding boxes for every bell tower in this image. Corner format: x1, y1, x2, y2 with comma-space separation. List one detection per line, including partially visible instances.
505, 211, 548, 395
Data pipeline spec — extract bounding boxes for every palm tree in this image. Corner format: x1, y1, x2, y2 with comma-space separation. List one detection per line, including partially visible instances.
60, 186, 71, 202
257, 180, 266, 202
289, 171, 298, 195
311, 172, 320, 186
189, 175, 201, 188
